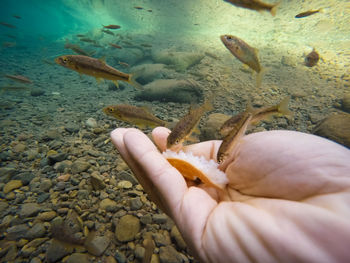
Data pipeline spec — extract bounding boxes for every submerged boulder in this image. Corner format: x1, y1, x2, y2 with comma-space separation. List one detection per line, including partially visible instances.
152, 49, 204, 72
134, 79, 203, 103
131, 63, 176, 84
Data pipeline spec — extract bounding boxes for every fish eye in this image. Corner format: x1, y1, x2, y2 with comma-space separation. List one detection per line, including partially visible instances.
175, 139, 180, 145
108, 107, 114, 113
226, 36, 232, 40
61, 57, 68, 64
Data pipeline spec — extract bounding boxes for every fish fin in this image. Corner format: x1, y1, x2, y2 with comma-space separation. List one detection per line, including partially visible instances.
128, 70, 144, 90
318, 8, 324, 14
278, 96, 293, 119
113, 80, 119, 88
187, 133, 199, 143
98, 56, 106, 63
270, 2, 280, 16
193, 126, 201, 135
256, 67, 267, 88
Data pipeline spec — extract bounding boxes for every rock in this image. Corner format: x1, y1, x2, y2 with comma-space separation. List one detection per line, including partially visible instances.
3, 180, 22, 194
37, 192, 50, 203
342, 93, 350, 113
29, 257, 42, 263
154, 232, 171, 246
114, 250, 127, 263
65, 123, 80, 133
21, 237, 49, 257
140, 214, 152, 225
131, 63, 175, 84
71, 160, 90, 174
26, 223, 46, 239
46, 239, 74, 263
134, 245, 146, 260
0, 167, 17, 183
41, 129, 61, 141
171, 226, 187, 250
135, 79, 203, 103
313, 111, 350, 148
77, 189, 89, 200
37, 211, 57, 221
19, 203, 41, 218
30, 89, 45, 97
2, 241, 17, 261
117, 180, 133, 189
48, 152, 67, 165
153, 214, 168, 224
111, 47, 145, 66
40, 179, 52, 192
159, 246, 183, 263
86, 117, 98, 128
66, 253, 90, 263
115, 215, 140, 242
152, 49, 204, 72
57, 173, 71, 182
129, 197, 143, 210
6, 224, 30, 240
13, 143, 26, 153
13, 172, 35, 185
84, 231, 111, 256
0, 201, 9, 214
90, 171, 106, 190
100, 198, 118, 212
105, 255, 117, 263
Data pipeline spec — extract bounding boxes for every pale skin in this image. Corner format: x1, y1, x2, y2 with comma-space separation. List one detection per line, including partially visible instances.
111, 127, 350, 263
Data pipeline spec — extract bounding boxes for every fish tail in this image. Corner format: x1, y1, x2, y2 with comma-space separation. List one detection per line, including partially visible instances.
129, 69, 145, 90
256, 67, 266, 88
278, 96, 293, 118
270, 2, 280, 16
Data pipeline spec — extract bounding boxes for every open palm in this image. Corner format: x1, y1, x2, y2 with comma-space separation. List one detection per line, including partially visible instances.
111, 127, 350, 263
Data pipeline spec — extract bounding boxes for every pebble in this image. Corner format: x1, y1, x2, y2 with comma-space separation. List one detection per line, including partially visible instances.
170, 226, 187, 250
30, 89, 45, 97
140, 214, 152, 225
66, 253, 90, 263
36, 211, 57, 221
57, 173, 71, 182
40, 179, 53, 192
100, 198, 118, 212
21, 237, 49, 257
130, 197, 143, 210
154, 231, 172, 246
13, 172, 35, 186
65, 123, 80, 134
6, 224, 30, 240
153, 214, 168, 224
159, 246, 183, 263
46, 239, 74, 263
115, 215, 141, 242
71, 160, 90, 174
19, 203, 41, 218
3, 180, 23, 194
26, 223, 46, 240
90, 171, 106, 190
37, 192, 50, 203
13, 143, 26, 153
114, 250, 127, 263
84, 231, 111, 256
134, 245, 146, 260
117, 180, 133, 189
86, 117, 98, 128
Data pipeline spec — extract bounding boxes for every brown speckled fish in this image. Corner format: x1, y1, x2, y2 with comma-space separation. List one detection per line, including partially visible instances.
224, 0, 280, 16
55, 55, 143, 89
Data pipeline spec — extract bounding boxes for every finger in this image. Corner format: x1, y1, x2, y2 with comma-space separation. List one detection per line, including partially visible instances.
123, 129, 189, 218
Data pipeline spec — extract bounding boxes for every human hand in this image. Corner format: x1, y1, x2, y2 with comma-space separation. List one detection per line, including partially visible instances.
111, 127, 350, 263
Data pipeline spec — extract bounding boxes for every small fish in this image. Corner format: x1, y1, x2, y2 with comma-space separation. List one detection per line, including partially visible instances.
109, 43, 122, 49
147, 9, 153, 12
134, 6, 144, 10
103, 24, 121, 29
221, 34, 264, 87
0, 85, 29, 93
220, 96, 292, 136
295, 9, 322, 18
167, 100, 213, 150
2, 42, 16, 48
140, 43, 152, 48
79, 37, 96, 43
76, 34, 86, 37
64, 40, 95, 56
101, 29, 114, 36
55, 55, 143, 89
5, 34, 17, 39
12, 15, 21, 19
217, 112, 252, 170
0, 22, 16, 28
103, 104, 166, 128
305, 48, 319, 67
4, 74, 32, 84
223, 0, 279, 16
118, 61, 129, 68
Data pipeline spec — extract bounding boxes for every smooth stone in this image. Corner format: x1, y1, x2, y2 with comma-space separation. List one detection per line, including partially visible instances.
0, 201, 9, 214
6, 224, 30, 240
19, 203, 41, 218
159, 246, 183, 263
77, 190, 89, 200
140, 214, 152, 225
46, 239, 74, 263
36, 211, 57, 221
90, 171, 106, 190
21, 237, 49, 257
105, 255, 117, 263
114, 250, 127, 263
313, 111, 350, 148
29, 257, 42, 263
13, 172, 35, 186
37, 192, 50, 203
71, 160, 90, 174
115, 215, 140, 242
117, 180, 133, 189
86, 118, 98, 128
100, 198, 118, 212
153, 214, 168, 224
41, 129, 61, 141
170, 226, 187, 250
2, 241, 17, 261
134, 245, 146, 260
40, 179, 52, 192
13, 143, 26, 153
65, 123, 80, 133
0, 167, 17, 183
129, 197, 143, 210
26, 223, 46, 239
30, 89, 45, 97
48, 152, 67, 165
3, 180, 22, 194
84, 232, 111, 256
154, 232, 171, 246
66, 252, 90, 263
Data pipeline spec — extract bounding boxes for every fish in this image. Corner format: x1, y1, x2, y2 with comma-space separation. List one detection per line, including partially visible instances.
0, 85, 29, 93
147, 9, 153, 12
0, 22, 16, 28
217, 112, 252, 170
76, 34, 86, 37
305, 48, 319, 67
103, 24, 121, 29
140, 43, 152, 48
64, 40, 95, 56
118, 61, 130, 68
103, 104, 167, 128
223, 0, 279, 16
2, 42, 16, 48
295, 9, 322, 18
79, 37, 96, 43
55, 55, 143, 90
221, 34, 264, 88
101, 29, 114, 36
109, 43, 122, 49
219, 96, 292, 136
167, 100, 213, 150
12, 15, 21, 19
5, 34, 17, 39
4, 74, 32, 83
134, 6, 144, 10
